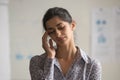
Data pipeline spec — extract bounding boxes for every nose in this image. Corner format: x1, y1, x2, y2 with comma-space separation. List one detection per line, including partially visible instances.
55, 29, 61, 37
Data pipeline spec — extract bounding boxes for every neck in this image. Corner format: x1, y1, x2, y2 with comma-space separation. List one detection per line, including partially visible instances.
56, 41, 77, 60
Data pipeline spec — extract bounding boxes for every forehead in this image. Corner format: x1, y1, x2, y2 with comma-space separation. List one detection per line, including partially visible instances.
46, 17, 65, 27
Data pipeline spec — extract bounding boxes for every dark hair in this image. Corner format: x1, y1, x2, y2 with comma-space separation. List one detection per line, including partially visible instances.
42, 7, 72, 30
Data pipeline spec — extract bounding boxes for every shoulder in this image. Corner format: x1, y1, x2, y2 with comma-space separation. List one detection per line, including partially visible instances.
79, 48, 101, 67
87, 56, 101, 68
30, 53, 47, 64
79, 48, 102, 78
79, 48, 101, 69
82, 52, 101, 69
86, 56, 102, 74
86, 54, 99, 63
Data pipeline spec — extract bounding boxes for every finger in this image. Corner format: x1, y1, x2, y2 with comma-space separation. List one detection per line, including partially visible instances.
42, 32, 48, 48
49, 39, 54, 49
42, 32, 48, 42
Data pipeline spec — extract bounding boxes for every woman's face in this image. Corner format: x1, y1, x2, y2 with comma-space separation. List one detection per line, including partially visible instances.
45, 16, 76, 46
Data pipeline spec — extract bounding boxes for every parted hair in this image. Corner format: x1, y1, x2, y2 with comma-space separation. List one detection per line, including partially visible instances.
42, 7, 72, 30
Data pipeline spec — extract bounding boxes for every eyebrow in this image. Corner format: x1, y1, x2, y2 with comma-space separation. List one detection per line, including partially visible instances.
47, 22, 63, 30
47, 27, 54, 30
56, 23, 62, 27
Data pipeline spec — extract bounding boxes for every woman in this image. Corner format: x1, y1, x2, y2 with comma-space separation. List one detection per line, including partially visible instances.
29, 7, 102, 80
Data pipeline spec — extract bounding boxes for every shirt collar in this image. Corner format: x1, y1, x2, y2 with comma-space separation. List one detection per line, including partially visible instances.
77, 47, 89, 63
54, 46, 89, 67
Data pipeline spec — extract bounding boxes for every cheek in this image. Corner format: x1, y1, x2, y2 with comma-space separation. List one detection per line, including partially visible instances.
66, 30, 74, 39
65, 27, 73, 35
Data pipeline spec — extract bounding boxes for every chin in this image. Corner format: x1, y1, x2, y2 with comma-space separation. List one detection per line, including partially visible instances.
57, 40, 69, 46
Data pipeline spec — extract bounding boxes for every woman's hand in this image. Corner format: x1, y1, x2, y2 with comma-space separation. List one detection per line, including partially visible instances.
42, 32, 56, 59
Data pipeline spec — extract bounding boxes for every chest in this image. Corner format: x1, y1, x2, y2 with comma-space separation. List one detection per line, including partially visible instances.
59, 60, 72, 76
54, 60, 86, 80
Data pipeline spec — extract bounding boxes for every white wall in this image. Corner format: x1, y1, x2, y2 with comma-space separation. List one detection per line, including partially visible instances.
9, 0, 120, 80
0, 0, 11, 80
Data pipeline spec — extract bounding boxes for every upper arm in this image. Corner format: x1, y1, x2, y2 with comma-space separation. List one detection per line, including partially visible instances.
29, 55, 55, 80
29, 56, 44, 80
89, 60, 102, 80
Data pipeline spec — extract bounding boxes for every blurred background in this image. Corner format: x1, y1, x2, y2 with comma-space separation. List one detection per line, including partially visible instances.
0, 0, 120, 80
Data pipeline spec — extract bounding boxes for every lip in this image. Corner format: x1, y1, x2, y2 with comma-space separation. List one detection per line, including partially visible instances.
56, 36, 65, 41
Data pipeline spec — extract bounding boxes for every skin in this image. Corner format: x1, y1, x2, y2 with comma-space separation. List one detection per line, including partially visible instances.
42, 16, 78, 76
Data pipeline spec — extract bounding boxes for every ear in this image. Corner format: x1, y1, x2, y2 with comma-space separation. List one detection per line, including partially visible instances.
71, 20, 76, 31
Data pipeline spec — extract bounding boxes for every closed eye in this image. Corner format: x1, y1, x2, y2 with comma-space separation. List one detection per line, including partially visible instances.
58, 26, 65, 30
47, 30, 55, 35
